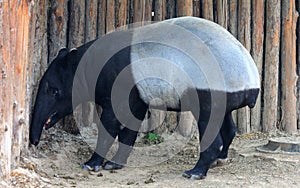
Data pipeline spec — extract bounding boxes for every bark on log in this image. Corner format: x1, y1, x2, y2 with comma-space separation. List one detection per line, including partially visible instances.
0, 0, 34, 181
215, 0, 228, 29
177, 0, 193, 17
166, 0, 176, 19
85, 0, 98, 41
154, 0, 166, 21
106, 0, 115, 33
228, 0, 238, 37
193, 0, 201, 17
133, 0, 152, 25
237, 0, 251, 134
116, 0, 128, 29
263, 0, 281, 132
297, 0, 300, 129
98, 0, 106, 36
201, 0, 214, 21
64, 0, 86, 134
280, 0, 298, 133
251, 0, 265, 132
48, 0, 68, 62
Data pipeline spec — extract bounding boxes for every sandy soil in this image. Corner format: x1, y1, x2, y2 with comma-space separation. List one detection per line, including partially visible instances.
7, 128, 300, 188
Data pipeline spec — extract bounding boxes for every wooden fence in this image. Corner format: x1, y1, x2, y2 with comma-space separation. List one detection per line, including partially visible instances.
0, 0, 299, 182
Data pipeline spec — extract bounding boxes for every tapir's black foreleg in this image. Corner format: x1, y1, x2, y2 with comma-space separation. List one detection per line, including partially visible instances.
104, 97, 148, 170
218, 112, 236, 159
183, 119, 223, 180
83, 106, 121, 171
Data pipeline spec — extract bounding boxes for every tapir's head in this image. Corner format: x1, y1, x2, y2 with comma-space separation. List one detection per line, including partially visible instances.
30, 48, 78, 146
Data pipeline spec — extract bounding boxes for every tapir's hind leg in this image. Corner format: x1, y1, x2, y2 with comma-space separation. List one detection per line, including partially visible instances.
218, 112, 236, 159
183, 119, 223, 180
83, 106, 121, 172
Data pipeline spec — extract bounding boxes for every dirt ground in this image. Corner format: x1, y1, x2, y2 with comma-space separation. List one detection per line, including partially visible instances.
7, 127, 300, 188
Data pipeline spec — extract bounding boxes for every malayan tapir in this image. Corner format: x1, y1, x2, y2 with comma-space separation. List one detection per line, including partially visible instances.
30, 17, 260, 180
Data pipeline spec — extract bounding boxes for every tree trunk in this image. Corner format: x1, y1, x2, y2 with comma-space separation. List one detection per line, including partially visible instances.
228, 0, 238, 124
98, 0, 106, 36
263, 0, 281, 132
106, 0, 115, 33
0, 0, 34, 181
177, 0, 193, 17
237, 0, 251, 134
251, 0, 265, 132
201, 0, 214, 21
166, 0, 176, 19
154, 0, 166, 21
193, 0, 201, 17
280, 0, 298, 133
63, 0, 86, 134
48, 0, 68, 62
116, 0, 128, 29
297, 0, 300, 130
215, 0, 228, 29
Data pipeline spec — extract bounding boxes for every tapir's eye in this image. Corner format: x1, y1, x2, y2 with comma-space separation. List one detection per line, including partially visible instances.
47, 87, 59, 97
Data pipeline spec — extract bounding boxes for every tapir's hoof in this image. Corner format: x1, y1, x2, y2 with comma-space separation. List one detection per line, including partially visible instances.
182, 169, 206, 180
103, 161, 123, 170
82, 164, 101, 172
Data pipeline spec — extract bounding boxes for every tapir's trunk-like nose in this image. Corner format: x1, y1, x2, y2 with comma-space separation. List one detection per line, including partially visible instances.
29, 100, 44, 146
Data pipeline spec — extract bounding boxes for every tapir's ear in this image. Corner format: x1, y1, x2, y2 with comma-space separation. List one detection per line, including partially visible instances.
57, 48, 69, 58
67, 48, 78, 71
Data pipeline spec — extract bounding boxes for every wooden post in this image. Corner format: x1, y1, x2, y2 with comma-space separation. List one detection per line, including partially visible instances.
177, 0, 193, 17
297, 0, 300, 130
48, 0, 68, 62
116, 0, 128, 29
154, 0, 166, 21
106, 0, 115, 33
215, 0, 228, 29
201, 0, 214, 21
251, 0, 265, 132
193, 0, 201, 17
64, 0, 86, 134
98, 0, 106, 37
228, 0, 238, 37
263, 0, 281, 132
166, 0, 176, 19
85, 0, 98, 41
0, 0, 34, 181
280, 0, 298, 133
133, 0, 152, 25
236, 0, 251, 134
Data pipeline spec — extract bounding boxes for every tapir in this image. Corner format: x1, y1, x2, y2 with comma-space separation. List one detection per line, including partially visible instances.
30, 17, 260, 180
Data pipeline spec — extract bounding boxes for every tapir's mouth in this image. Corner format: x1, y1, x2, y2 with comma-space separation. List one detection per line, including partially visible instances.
44, 112, 57, 130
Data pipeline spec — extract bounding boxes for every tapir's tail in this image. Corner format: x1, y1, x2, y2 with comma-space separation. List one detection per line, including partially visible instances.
247, 89, 260, 108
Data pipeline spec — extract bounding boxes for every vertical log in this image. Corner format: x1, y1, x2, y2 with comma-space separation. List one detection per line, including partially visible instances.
154, 0, 166, 21
228, 0, 238, 37
236, 0, 251, 134
144, 0, 153, 22
280, 0, 298, 133
263, 0, 281, 132
133, 0, 144, 23
116, 0, 128, 29
201, 0, 214, 21
215, 0, 228, 29
177, 0, 193, 17
48, 0, 68, 62
85, 0, 98, 41
65, 0, 86, 134
83, 0, 98, 129
297, 0, 300, 129
193, 0, 201, 17
251, 0, 265, 132
106, 0, 115, 33
98, 0, 106, 36
166, 0, 176, 19
0, 0, 33, 181
228, 0, 238, 124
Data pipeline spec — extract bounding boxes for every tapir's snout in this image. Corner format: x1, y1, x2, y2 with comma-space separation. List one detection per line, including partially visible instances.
30, 139, 39, 146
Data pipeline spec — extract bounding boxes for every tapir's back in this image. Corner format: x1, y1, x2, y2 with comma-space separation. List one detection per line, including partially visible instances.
130, 17, 260, 108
